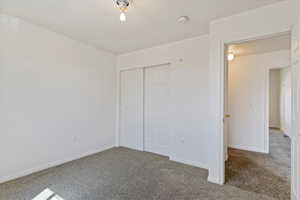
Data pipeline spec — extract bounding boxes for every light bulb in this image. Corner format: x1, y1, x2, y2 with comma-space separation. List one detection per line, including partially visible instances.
120, 12, 126, 22
228, 53, 235, 61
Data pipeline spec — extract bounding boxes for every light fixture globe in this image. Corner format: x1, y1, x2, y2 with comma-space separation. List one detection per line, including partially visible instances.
177, 16, 190, 24
120, 12, 126, 22
227, 53, 235, 61
114, 0, 130, 22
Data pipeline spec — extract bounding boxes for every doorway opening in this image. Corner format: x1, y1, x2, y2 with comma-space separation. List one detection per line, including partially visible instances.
223, 34, 292, 199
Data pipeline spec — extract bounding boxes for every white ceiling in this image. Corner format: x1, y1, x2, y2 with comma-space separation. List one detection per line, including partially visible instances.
228, 34, 291, 57
1, 0, 284, 54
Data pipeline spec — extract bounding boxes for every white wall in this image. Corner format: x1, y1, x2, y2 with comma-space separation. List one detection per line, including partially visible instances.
291, 10, 300, 200
269, 69, 281, 129
209, 0, 296, 184
117, 35, 210, 169
228, 50, 290, 153
0, 14, 116, 183
280, 67, 292, 137
0, 0, 297, 188
117, 2, 296, 182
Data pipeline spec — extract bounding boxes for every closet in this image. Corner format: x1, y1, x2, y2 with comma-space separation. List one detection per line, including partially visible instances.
144, 65, 171, 156
119, 64, 171, 156
119, 68, 144, 151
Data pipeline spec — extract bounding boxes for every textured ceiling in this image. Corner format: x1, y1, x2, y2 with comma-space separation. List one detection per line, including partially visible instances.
1, 0, 285, 54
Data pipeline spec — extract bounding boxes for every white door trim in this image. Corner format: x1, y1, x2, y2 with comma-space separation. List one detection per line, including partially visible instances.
213, 31, 291, 185
291, 22, 300, 198
264, 68, 270, 154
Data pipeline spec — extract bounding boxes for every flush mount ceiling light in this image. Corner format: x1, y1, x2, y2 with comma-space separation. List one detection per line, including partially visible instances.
227, 53, 235, 61
177, 16, 190, 24
114, 0, 130, 22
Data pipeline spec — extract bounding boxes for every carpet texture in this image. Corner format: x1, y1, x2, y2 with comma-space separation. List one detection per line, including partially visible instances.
226, 129, 291, 200
0, 129, 290, 200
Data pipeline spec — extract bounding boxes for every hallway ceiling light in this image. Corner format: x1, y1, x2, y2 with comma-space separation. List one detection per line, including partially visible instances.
228, 53, 235, 61
114, 0, 130, 22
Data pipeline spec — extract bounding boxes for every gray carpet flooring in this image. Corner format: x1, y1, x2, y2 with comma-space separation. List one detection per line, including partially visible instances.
0, 129, 290, 200
226, 129, 291, 200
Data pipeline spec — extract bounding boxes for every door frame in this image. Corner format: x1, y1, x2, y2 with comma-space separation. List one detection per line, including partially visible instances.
291, 19, 300, 199
115, 62, 171, 150
264, 66, 290, 154
291, 58, 299, 200
214, 30, 292, 185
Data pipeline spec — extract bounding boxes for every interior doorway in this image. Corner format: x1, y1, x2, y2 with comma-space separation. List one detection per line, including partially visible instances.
223, 34, 292, 199
269, 67, 292, 137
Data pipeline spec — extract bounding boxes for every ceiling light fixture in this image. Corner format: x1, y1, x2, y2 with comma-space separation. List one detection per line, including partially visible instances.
114, 0, 130, 22
177, 16, 190, 24
227, 53, 235, 61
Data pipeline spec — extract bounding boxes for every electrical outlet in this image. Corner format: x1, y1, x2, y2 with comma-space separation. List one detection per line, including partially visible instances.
180, 137, 185, 144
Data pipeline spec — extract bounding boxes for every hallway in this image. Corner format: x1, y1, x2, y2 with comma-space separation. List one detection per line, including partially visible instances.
226, 129, 291, 200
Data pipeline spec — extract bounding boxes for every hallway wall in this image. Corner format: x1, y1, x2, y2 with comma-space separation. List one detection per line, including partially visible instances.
228, 50, 290, 153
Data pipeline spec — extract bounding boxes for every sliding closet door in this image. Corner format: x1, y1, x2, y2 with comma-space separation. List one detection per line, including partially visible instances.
119, 69, 143, 151
144, 64, 171, 156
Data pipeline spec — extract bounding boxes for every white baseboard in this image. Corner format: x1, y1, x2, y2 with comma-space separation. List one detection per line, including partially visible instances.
229, 144, 267, 154
207, 174, 224, 185
170, 156, 208, 170
292, 191, 299, 200
0, 144, 115, 184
